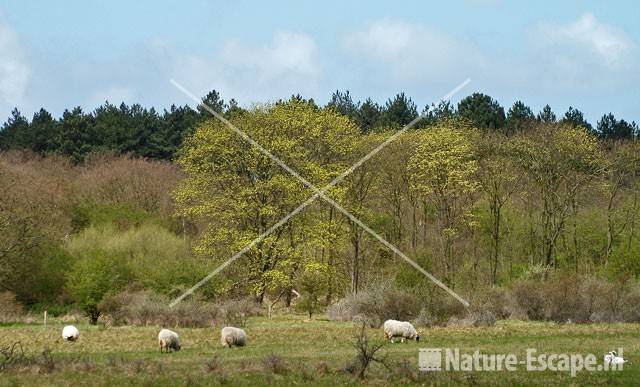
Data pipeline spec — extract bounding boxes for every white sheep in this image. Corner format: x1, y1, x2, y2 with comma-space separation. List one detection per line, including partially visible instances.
383, 319, 419, 343
158, 328, 181, 353
62, 325, 80, 341
220, 326, 247, 348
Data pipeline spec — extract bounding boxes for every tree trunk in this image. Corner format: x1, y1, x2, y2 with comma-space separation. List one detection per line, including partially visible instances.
351, 234, 360, 294
605, 191, 616, 265
571, 198, 579, 274
489, 197, 501, 285
626, 189, 638, 254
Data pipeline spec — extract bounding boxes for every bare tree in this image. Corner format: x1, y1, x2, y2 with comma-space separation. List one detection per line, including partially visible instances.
350, 323, 388, 379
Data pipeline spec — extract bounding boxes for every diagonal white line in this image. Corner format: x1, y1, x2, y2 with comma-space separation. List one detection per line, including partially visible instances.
308, 194, 470, 307
169, 78, 470, 308
169, 192, 323, 307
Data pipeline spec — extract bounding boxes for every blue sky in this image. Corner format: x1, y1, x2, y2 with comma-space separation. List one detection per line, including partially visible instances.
1, 0, 638, 125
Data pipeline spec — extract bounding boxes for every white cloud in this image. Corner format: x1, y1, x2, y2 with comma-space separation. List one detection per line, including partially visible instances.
343, 19, 487, 85
163, 32, 322, 105
222, 32, 320, 81
536, 13, 635, 70
0, 18, 29, 110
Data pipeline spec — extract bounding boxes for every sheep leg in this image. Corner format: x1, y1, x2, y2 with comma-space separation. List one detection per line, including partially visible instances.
401, 337, 405, 343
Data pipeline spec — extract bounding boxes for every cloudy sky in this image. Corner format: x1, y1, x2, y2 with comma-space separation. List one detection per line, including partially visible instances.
1, 0, 638, 124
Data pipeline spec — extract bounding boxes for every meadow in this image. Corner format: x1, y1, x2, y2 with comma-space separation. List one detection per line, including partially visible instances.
1, 315, 638, 386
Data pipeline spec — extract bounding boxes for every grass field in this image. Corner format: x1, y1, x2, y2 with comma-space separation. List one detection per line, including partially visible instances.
1, 315, 639, 386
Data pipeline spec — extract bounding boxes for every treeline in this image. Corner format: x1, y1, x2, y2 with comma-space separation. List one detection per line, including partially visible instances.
1, 90, 637, 162
175, 100, 640, 304
1, 94, 640, 323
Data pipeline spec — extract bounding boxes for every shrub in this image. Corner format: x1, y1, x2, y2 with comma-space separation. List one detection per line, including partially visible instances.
413, 308, 436, 328
66, 251, 132, 324
470, 310, 497, 327
579, 276, 611, 322
542, 276, 589, 323
218, 298, 261, 327
327, 282, 421, 326
0, 292, 26, 323
65, 224, 205, 298
621, 283, 640, 322
469, 287, 513, 320
100, 289, 260, 328
350, 323, 388, 379
262, 353, 287, 375
511, 280, 546, 320
295, 263, 332, 318
204, 356, 223, 373
382, 286, 421, 321
419, 291, 468, 326
99, 289, 219, 327
509, 275, 640, 323
75, 154, 180, 218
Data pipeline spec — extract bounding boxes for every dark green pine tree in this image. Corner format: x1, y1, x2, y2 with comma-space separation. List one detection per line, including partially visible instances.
198, 90, 226, 119
457, 92, 506, 130
225, 98, 247, 119
537, 104, 557, 124
93, 102, 127, 153
419, 100, 455, 127
286, 94, 318, 109
505, 101, 535, 135
597, 113, 636, 140
58, 107, 96, 162
381, 92, 418, 129
0, 108, 29, 150
561, 106, 593, 132
123, 104, 162, 158
356, 98, 382, 133
28, 108, 58, 154
326, 90, 358, 121
158, 104, 200, 159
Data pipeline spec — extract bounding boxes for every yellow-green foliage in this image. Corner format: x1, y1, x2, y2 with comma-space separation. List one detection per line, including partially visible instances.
65, 224, 207, 298
174, 99, 362, 297
407, 121, 480, 283
408, 121, 479, 199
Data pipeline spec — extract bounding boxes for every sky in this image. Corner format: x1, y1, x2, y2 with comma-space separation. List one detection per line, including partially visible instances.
0, 0, 638, 125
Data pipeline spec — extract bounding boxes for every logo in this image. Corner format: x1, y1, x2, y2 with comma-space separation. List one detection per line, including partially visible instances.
418, 347, 625, 377
419, 348, 443, 371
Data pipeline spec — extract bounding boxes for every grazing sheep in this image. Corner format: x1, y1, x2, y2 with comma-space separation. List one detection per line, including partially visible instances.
220, 326, 247, 348
383, 319, 419, 343
158, 328, 181, 353
62, 325, 80, 341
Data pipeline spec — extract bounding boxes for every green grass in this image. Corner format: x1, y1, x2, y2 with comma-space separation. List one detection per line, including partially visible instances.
1, 316, 639, 386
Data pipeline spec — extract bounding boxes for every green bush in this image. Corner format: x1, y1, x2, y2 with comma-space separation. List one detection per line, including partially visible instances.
6, 243, 71, 307
65, 224, 207, 298
66, 250, 132, 324
295, 263, 332, 318
70, 203, 153, 232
